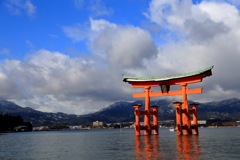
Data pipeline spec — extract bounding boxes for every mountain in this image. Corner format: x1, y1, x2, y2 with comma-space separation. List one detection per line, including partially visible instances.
1, 98, 240, 126
195, 98, 240, 120
65, 98, 240, 125
0, 100, 78, 126
64, 99, 178, 125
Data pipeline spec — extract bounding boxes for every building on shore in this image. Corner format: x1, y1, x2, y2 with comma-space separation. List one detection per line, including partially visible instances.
93, 121, 103, 127
191, 120, 207, 126
236, 121, 240, 127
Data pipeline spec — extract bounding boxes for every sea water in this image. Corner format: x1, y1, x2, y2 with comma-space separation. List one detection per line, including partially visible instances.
0, 127, 240, 160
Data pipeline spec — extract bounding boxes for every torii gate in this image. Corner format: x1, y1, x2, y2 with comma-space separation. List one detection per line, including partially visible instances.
123, 66, 213, 136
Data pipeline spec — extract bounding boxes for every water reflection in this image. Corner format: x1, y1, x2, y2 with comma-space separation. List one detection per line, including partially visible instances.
176, 135, 202, 159
135, 135, 161, 159
135, 134, 202, 159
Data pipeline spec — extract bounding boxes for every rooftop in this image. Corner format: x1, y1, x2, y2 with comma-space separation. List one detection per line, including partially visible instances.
123, 66, 213, 82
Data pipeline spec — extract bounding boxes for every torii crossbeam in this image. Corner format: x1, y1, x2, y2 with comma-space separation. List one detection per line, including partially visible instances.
123, 66, 213, 136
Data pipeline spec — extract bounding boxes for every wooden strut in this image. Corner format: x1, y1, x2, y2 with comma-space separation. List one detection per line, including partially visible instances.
133, 88, 202, 98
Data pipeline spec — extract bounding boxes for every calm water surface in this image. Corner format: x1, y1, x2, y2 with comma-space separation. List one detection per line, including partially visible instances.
0, 127, 240, 160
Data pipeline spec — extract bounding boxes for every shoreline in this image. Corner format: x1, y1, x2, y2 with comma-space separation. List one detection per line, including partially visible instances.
1, 125, 239, 133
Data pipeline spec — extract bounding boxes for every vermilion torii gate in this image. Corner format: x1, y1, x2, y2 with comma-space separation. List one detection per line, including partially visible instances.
123, 66, 213, 136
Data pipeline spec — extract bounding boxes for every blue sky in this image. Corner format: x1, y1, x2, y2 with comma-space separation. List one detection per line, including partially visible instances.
1, 0, 240, 114
0, 0, 207, 60
1, 0, 152, 60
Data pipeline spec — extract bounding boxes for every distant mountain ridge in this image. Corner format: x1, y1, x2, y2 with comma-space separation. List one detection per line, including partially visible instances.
0, 100, 78, 126
1, 98, 240, 126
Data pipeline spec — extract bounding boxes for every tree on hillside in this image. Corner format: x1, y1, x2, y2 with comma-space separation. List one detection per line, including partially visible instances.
0, 112, 32, 132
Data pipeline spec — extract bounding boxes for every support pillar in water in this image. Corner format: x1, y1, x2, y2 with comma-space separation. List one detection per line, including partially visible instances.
173, 102, 183, 135
151, 106, 159, 135
144, 86, 151, 135
190, 103, 199, 135
133, 104, 142, 136
181, 83, 192, 135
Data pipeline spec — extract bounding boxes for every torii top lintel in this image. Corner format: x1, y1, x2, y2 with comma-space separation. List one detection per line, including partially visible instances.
123, 66, 213, 88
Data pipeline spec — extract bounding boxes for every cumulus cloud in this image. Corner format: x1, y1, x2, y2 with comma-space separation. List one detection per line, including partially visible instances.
184, 18, 229, 43
1, 0, 240, 115
141, 0, 240, 102
1, 49, 134, 114
63, 18, 158, 68
1, 17, 159, 114
144, 0, 192, 27
90, 19, 158, 68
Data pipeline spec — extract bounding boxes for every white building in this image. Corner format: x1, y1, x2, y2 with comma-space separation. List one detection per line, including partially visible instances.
191, 120, 207, 125
93, 121, 103, 127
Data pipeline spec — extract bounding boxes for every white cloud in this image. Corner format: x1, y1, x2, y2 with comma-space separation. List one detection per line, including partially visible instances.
23, 0, 36, 17
73, 0, 84, 9
63, 18, 158, 69
1, 49, 134, 114
59, 0, 240, 114
5, 0, 36, 17
90, 18, 117, 32
26, 40, 34, 47
197, 1, 239, 28
139, 0, 240, 102
73, 0, 113, 16
62, 24, 89, 42
0, 48, 10, 55
145, 0, 240, 33
91, 23, 158, 68
89, 0, 114, 17
144, 0, 192, 27
1, 0, 240, 115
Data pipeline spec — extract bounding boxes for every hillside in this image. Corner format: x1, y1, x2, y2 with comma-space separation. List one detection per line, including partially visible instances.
1, 98, 240, 126
0, 100, 78, 126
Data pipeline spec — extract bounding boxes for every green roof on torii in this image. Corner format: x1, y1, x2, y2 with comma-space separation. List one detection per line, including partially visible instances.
123, 66, 214, 82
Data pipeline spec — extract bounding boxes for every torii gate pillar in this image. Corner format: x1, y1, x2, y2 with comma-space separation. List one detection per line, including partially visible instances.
144, 86, 151, 135
181, 83, 192, 135
133, 104, 142, 136
151, 106, 159, 135
190, 103, 199, 135
173, 102, 182, 135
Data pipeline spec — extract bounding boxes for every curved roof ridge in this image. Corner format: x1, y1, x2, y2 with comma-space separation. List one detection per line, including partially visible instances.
123, 66, 213, 82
